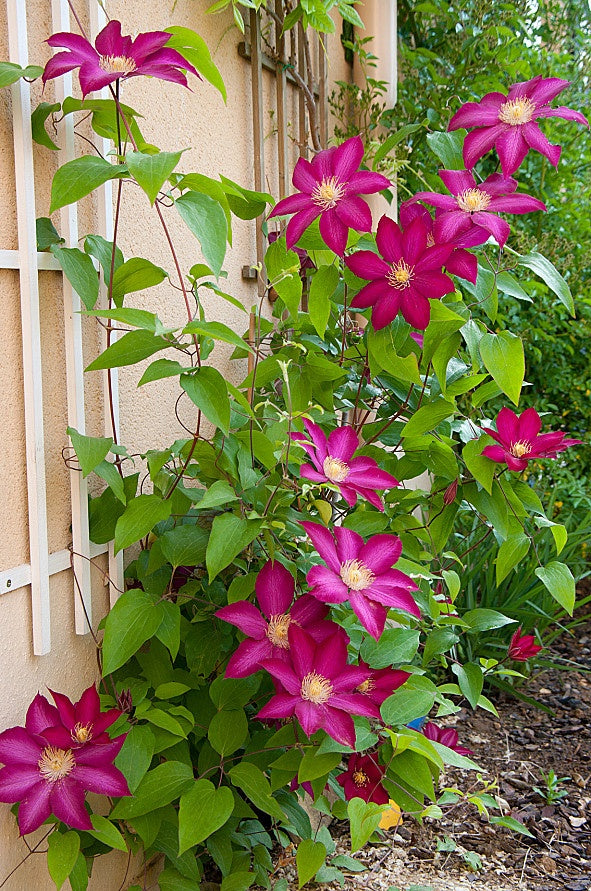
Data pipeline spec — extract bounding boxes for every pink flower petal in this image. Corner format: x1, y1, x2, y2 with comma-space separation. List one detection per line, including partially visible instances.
402, 216, 428, 264
536, 105, 589, 127
507, 74, 541, 100
285, 205, 321, 251
336, 196, 372, 232
0, 765, 42, 802
522, 121, 562, 166
225, 638, 273, 678
255, 560, 295, 617
351, 486, 385, 512
332, 135, 364, 181
75, 685, 100, 726
346, 462, 399, 490
471, 212, 511, 248
413, 271, 456, 299
46, 32, 99, 59
351, 279, 393, 310
401, 290, 432, 329
495, 406, 520, 442
294, 700, 322, 737
311, 146, 335, 180
446, 249, 478, 283
434, 210, 472, 242
292, 157, 319, 193
462, 123, 507, 169
25, 694, 60, 736
50, 779, 92, 830
49, 690, 76, 728
17, 782, 52, 835
448, 98, 503, 129
329, 693, 380, 720
303, 418, 329, 461
346, 170, 391, 195
346, 250, 390, 281
408, 191, 456, 211
78, 62, 119, 97
516, 407, 542, 441
94, 20, 128, 56
525, 76, 570, 106
300, 521, 341, 572
269, 193, 315, 217
359, 534, 402, 574
481, 444, 508, 464
438, 169, 477, 195
349, 592, 388, 639
333, 525, 364, 564
496, 127, 530, 176
319, 209, 349, 255
375, 215, 402, 262
129, 31, 173, 62
74, 736, 126, 765
42, 51, 83, 83
367, 585, 421, 617
488, 193, 546, 215
314, 633, 349, 679
307, 565, 349, 604
288, 626, 316, 679
216, 602, 266, 638
317, 707, 356, 748
420, 243, 454, 272
291, 594, 330, 627
399, 203, 432, 230
71, 763, 130, 797
257, 693, 297, 721
480, 172, 518, 197
327, 425, 360, 462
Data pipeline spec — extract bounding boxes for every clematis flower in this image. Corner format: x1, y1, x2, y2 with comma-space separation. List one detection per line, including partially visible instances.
42, 20, 199, 98
337, 752, 389, 804
403, 170, 546, 249
481, 407, 581, 471
301, 521, 420, 639
354, 660, 410, 706
216, 559, 332, 678
257, 625, 380, 748
422, 722, 472, 756
36, 685, 123, 749
399, 202, 480, 285
448, 76, 589, 176
268, 135, 390, 255
508, 627, 542, 661
346, 214, 456, 330
0, 696, 130, 835
290, 419, 399, 511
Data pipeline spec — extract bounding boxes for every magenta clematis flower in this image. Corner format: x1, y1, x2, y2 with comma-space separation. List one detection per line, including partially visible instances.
399, 202, 480, 285
42, 20, 199, 98
337, 752, 389, 804
37, 685, 122, 749
346, 214, 456, 330
422, 722, 472, 756
481, 407, 581, 471
0, 694, 130, 835
216, 560, 332, 678
448, 76, 589, 176
301, 522, 420, 639
355, 660, 410, 706
268, 135, 391, 255
403, 170, 546, 249
257, 625, 380, 748
290, 419, 399, 512
508, 627, 543, 661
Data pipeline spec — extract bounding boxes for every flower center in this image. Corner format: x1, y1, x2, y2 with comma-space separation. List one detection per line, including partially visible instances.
311, 176, 346, 211
456, 189, 491, 213
498, 97, 536, 126
352, 769, 369, 787
300, 671, 333, 704
266, 613, 291, 649
323, 455, 349, 483
72, 722, 93, 744
340, 559, 375, 591
99, 55, 138, 75
426, 233, 435, 248
386, 259, 414, 290
510, 440, 532, 458
38, 746, 75, 784
356, 677, 376, 695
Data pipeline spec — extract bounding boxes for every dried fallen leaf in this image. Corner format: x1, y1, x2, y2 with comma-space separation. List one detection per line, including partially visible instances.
379, 800, 403, 830
568, 815, 587, 828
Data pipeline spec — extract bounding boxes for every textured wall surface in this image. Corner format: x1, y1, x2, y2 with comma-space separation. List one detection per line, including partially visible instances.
0, 0, 358, 886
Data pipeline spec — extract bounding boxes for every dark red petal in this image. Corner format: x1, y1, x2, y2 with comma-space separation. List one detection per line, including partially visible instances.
446, 248, 478, 283
402, 216, 428, 264
346, 250, 389, 281
495, 407, 519, 442
25, 694, 60, 736
350, 279, 392, 309
400, 290, 432, 329
413, 271, 455, 299
516, 407, 542, 441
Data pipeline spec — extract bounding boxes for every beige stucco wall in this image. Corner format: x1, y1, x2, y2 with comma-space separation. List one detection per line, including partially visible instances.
0, 0, 358, 887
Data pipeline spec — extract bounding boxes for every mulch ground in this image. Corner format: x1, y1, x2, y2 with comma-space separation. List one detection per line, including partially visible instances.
278, 606, 591, 891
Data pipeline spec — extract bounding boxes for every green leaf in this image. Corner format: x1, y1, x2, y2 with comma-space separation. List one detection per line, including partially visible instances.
479, 331, 524, 406
183, 320, 254, 354
496, 271, 531, 302
534, 517, 568, 555
426, 130, 465, 168
160, 525, 209, 567
102, 589, 164, 674
381, 686, 436, 726
265, 238, 303, 319
114, 493, 171, 554
219, 174, 273, 219
94, 459, 125, 504
372, 123, 425, 168
138, 358, 188, 386
178, 779, 235, 854
402, 399, 455, 437
66, 427, 112, 477
347, 799, 383, 853
196, 480, 238, 511
462, 609, 515, 633
360, 629, 420, 668
176, 191, 228, 276
126, 149, 184, 205
111, 257, 168, 306
31, 101, 61, 150
86, 329, 170, 372
166, 26, 227, 101
535, 561, 575, 615
220, 874, 255, 891
489, 815, 535, 838
156, 868, 199, 891
115, 724, 155, 793
308, 264, 339, 338
206, 514, 263, 581
423, 629, 459, 664
0, 61, 43, 87
50, 246, 99, 310
110, 761, 194, 819
50, 156, 126, 213
208, 709, 248, 755
451, 662, 483, 709
68, 852, 89, 891
36, 217, 64, 251
47, 832, 80, 890
298, 748, 342, 782
88, 815, 127, 852
84, 234, 123, 286
297, 839, 326, 888
462, 437, 495, 494
518, 251, 574, 316
496, 534, 530, 584
181, 367, 231, 434
367, 326, 421, 385
229, 762, 285, 821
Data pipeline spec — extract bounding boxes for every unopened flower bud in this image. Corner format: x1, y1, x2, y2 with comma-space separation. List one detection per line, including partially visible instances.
443, 479, 458, 505
116, 688, 133, 713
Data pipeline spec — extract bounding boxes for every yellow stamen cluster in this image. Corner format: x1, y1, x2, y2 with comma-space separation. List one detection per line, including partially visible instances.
311, 176, 346, 211
356, 677, 376, 695
352, 769, 369, 787
300, 672, 333, 704
340, 559, 375, 591
510, 440, 532, 458
498, 96, 536, 126
99, 55, 137, 75
266, 614, 291, 649
323, 455, 349, 483
38, 746, 75, 783
386, 259, 414, 290
72, 722, 93, 744
456, 189, 491, 213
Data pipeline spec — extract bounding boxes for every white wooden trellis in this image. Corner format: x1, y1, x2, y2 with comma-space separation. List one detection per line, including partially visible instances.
1, 0, 120, 652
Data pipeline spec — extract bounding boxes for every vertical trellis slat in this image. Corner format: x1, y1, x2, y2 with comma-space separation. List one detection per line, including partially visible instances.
6, 0, 51, 654
297, 23, 308, 157
318, 33, 328, 149
274, 0, 289, 200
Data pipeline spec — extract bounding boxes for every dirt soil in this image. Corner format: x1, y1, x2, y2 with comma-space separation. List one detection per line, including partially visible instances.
278, 612, 591, 891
